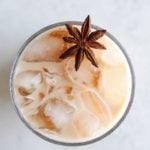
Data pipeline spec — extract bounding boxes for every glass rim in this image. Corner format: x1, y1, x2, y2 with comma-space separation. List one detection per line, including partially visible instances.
9, 21, 135, 146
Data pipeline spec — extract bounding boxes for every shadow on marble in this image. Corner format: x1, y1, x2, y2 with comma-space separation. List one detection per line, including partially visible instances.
0, 60, 11, 103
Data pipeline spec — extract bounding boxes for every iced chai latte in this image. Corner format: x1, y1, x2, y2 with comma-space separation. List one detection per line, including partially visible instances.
11, 16, 133, 145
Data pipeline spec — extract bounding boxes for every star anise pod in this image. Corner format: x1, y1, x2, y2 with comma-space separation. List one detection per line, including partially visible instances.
59, 15, 106, 71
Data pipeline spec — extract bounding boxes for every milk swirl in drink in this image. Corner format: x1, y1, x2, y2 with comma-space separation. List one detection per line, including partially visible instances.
13, 25, 132, 143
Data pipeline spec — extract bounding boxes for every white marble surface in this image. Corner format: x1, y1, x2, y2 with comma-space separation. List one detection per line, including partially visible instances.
0, 0, 150, 149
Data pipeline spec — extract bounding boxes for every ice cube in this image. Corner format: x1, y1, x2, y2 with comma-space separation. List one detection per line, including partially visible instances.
80, 90, 112, 125
94, 36, 125, 66
65, 58, 101, 89
73, 111, 100, 137
60, 122, 80, 138
28, 106, 57, 131
23, 34, 66, 62
44, 98, 75, 129
25, 78, 50, 102
15, 71, 42, 96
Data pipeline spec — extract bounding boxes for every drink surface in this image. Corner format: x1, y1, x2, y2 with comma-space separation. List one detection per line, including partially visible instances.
13, 26, 132, 143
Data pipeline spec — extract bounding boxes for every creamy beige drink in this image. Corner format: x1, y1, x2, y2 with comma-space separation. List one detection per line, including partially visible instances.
13, 24, 132, 144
